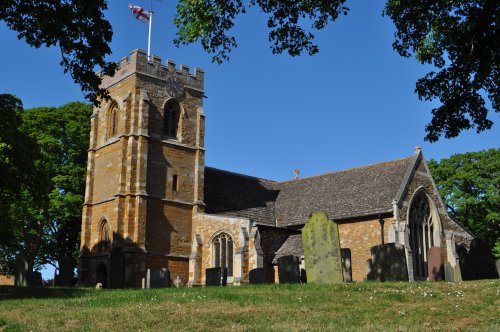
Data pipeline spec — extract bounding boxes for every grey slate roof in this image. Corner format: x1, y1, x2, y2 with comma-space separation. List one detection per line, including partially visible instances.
203, 167, 279, 226
272, 234, 304, 264
204, 156, 415, 227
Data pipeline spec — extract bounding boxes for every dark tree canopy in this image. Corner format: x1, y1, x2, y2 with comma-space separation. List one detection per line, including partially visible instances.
174, 0, 349, 63
0, 0, 116, 105
428, 149, 500, 258
384, 1, 499, 142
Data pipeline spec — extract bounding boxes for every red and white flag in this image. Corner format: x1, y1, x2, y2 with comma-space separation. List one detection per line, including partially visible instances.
128, 4, 151, 23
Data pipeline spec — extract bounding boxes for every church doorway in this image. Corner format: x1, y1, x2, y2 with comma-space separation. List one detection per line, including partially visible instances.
96, 263, 107, 288
408, 190, 439, 280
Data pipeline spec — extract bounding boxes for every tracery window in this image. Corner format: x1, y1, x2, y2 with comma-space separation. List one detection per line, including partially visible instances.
409, 191, 435, 279
107, 103, 118, 139
164, 99, 180, 138
213, 233, 233, 277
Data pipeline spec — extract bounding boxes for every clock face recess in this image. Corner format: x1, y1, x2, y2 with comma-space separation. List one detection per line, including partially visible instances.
166, 75, 185, 99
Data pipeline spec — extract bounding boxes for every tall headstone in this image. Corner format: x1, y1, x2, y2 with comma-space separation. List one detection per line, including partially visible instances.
277, 256, 301, 284
496, 260, 500, 278
205, 267, 227, 286
109, 247, 125, 288
150, 268, 170, 288
14, 253, 29, 287
341, 248, 352, 283
367, 243, 408, 281
55, 258, 75, 287
427, 246, 444, 282
146, 269, 151, 289
460, 239, 498, 280
301, 211, 343, 284
444, 262, 462, 282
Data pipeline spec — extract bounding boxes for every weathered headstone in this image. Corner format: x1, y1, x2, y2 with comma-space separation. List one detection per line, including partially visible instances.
146, 269, 151, 289
277, 255, 301, 284
55, 258, 74, 287
249, 268, 267, 284
301, 211, 343, 284
444, 262, 462, 282
28, 271, 43, 287
205, 267, 227, 286
367, 243, 408, 281
427, 246, 444, 282
150, 268, 170, 288
14, 253, 29, 287
109, 247, 125, 288
341, 248, 352, 283
460, 239, 498, 280
174, 275, 182, 288
496, 260, 500, 278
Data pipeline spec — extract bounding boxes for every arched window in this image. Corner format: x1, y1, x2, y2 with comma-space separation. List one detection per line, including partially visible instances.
213, 233, 233, 277
409, 191, 436, 279
164, 99, 180, 138
107, 103, 118, 139
98, 219, 110, 252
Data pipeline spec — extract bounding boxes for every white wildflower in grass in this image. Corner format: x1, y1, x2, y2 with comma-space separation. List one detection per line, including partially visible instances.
399, 310, 406, 316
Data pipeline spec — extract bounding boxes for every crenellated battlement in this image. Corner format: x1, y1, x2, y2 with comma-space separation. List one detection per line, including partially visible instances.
100, 49, 204, 91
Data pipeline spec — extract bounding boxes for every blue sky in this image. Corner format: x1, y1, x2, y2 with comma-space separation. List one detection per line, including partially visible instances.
1, 0, 498, 180
0, 1, 498, 277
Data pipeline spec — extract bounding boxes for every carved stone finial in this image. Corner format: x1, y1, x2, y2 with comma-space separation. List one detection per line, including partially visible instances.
293, 169, 300, 180
414, 146, 422, 154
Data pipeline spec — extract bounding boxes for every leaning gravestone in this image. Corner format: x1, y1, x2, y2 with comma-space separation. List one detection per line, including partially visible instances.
341, 248, 352, 283
150, 268, 170, 288
427, 246, 443, 282
301, 211, 343, 284
277, 256, 301, 283
206, 267, 227, 286
109, 247, 125, 288
249, 268, 267, 284
367, 243, 408, 281
14, 253, 29, 287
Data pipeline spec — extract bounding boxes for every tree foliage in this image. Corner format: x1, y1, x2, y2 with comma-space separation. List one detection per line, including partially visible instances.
174, 0, 349, 63
0, 0, 116, 105
0, 96, 90, 276
384, 1, 499, 142
428, 149, 500, 257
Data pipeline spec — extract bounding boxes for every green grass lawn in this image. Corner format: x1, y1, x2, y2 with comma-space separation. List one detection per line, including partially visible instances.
1, 280, 499, 331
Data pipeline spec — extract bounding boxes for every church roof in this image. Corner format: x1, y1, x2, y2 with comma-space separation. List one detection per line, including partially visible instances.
204, 155, 416, 227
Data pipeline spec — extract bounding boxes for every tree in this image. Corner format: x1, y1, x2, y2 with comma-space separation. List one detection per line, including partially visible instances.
428, 149, 500, 258
384, 1, 499, 142
0, 1, 116, 105
21, 102, 91, 279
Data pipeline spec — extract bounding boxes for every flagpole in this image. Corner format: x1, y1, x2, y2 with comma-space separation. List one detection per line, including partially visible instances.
147, 10, 153, 60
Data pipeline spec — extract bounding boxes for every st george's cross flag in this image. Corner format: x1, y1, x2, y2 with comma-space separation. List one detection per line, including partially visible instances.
128, 4, 151, 23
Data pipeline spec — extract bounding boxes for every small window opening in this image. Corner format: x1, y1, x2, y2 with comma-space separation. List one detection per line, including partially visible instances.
172, 175, 178, 192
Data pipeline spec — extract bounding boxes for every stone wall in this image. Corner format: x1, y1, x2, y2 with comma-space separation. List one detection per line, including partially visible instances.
338, 217, 390, 281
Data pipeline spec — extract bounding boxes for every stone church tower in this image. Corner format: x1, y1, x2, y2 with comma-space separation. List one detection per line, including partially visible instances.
79, 49, 205, 287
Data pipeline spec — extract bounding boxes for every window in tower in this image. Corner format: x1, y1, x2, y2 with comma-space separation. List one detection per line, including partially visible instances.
106, 103, 118, 139
172, 174, 178, 192
164, 99, 181, 139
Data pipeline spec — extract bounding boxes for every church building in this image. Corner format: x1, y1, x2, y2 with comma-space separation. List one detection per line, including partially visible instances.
78, 50, 472, 287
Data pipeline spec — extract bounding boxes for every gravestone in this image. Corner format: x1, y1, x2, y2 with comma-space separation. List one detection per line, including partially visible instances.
277, 255, 301, 284
54, 258, 74, 287
427, 246, 444, 282
301, 211, 343, 284
367, 243, 408, 281
150, 268, 170, 288
205, 267, 227, 286
146, 269, 151, 288
28, 271, 43, 287
341, 248, 352, 283
460, 239, 498, 280
110, 247, 125, 288
496, 260, 500, 278
444, 262, 462, 282
14, 253, 29, 287
249, 268, 267, 284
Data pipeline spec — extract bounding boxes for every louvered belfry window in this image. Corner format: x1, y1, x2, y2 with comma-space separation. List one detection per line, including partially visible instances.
213, 233, 233, 277
164, 99, 180, 138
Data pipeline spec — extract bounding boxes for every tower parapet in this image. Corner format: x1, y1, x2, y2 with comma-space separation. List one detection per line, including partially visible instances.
100, 49, 204, 92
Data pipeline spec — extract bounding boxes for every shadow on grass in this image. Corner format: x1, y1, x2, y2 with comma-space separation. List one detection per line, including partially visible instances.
0, 286, 89, 300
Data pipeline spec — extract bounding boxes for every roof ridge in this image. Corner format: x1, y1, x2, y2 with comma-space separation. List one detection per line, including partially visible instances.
276, 156, 413, 184
205, 166, 276, 183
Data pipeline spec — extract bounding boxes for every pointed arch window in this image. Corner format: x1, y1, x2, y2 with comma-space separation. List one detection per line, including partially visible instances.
213, 233, 233, 277
107, 103, 118, 139
409, 191, 436, 279
98, 219, 111, 252
164, 99, 180, 138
